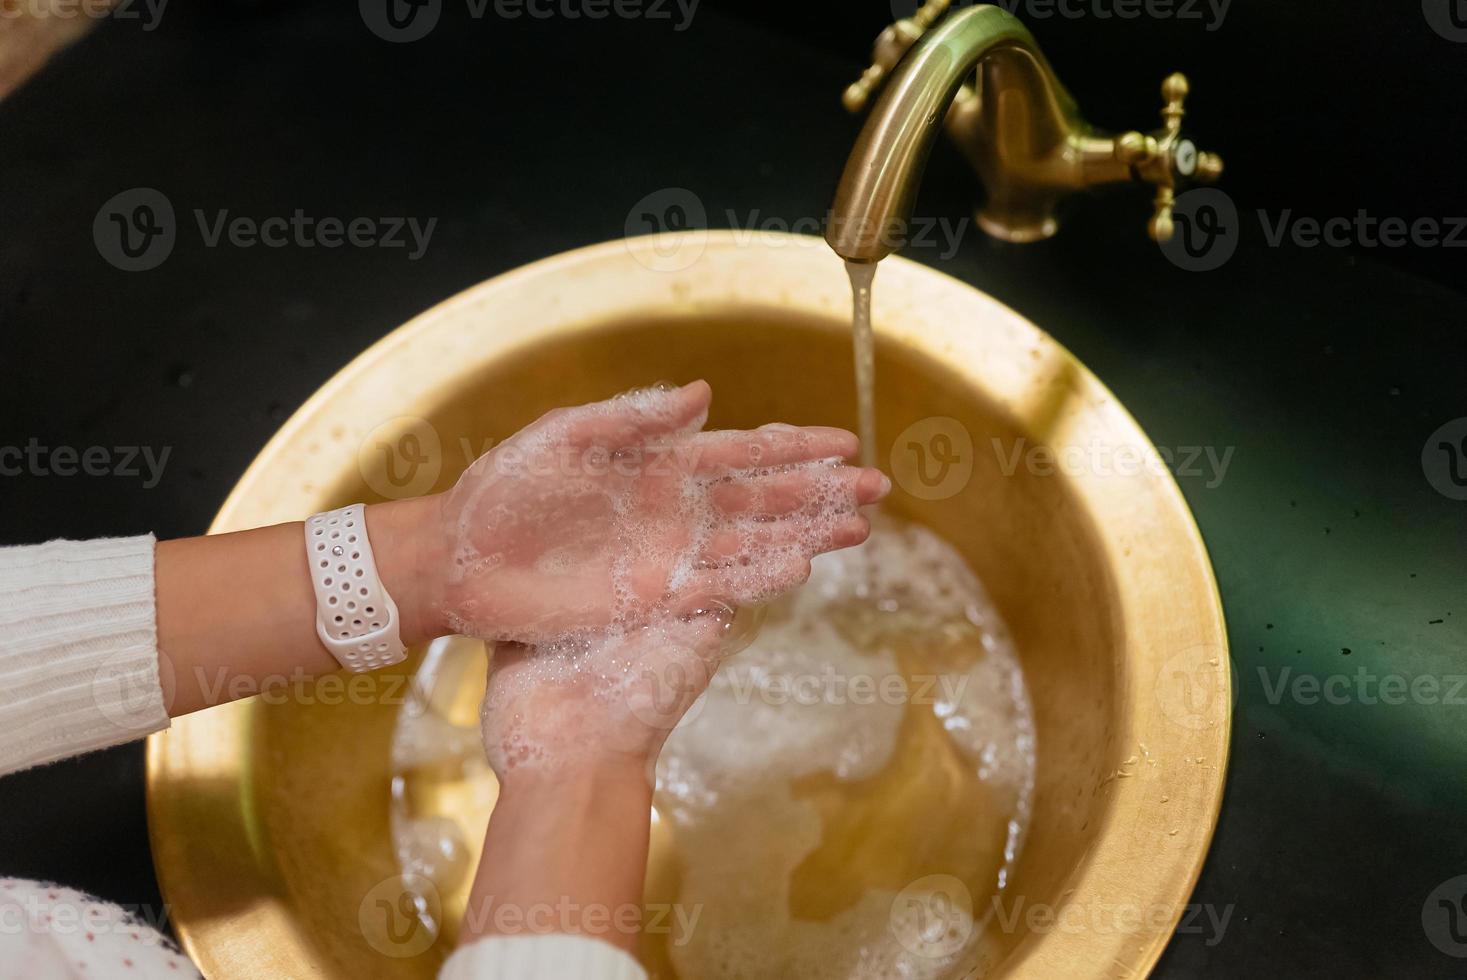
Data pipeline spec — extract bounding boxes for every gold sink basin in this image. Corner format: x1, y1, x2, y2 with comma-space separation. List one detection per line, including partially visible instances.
147, 231, 1229, 979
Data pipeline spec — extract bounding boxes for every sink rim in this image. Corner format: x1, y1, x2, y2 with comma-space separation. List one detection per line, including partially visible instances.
146, 229, 1230, 979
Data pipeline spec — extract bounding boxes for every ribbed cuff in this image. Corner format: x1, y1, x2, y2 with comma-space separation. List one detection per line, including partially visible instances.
0, 535, 170, 776
439, 935, 647, 980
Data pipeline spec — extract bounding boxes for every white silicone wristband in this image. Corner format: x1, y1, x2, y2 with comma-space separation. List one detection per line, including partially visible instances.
305, 504, 406, 673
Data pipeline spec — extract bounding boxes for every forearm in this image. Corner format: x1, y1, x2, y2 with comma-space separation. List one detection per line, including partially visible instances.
156, 495, 447, 716
461, 762, 653, 956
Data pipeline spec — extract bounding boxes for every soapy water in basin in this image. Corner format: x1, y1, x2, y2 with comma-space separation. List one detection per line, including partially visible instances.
389, 514, 1035, 978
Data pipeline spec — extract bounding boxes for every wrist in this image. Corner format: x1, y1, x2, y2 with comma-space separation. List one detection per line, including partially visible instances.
466, 752, 654, 953
497, 754, 656, 800
366, 494, 449, 645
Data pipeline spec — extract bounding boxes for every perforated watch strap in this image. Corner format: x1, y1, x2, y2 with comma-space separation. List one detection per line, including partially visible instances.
305, 504, 406, 672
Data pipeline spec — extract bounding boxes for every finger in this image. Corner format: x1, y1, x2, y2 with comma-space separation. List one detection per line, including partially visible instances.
707, 469, 825, 518
699, 478, 875, 572
726, 512, 867, 562
564, 380, 712, 449
854, 467, 891, 506
680, 544, 825, 608
686, 425, 858, 472
707, 463, 889, 521
746, 510, 870, 564
666, 379, 714, 428
706, 554, 814, 606
695, 525, 777, 567
822, 513, 872, 552
813, 464, 889, 510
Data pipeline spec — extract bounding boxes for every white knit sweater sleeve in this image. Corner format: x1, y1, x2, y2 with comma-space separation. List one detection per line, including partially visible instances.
0, 535, 170, 776
439, 934, 648, 980
0, 536, 645, 980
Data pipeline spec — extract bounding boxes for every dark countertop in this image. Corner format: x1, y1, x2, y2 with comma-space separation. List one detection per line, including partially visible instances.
0, 3, 1463, 976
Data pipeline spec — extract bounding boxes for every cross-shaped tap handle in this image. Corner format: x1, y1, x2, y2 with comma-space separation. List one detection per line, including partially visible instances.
1114, 73, 1224, 241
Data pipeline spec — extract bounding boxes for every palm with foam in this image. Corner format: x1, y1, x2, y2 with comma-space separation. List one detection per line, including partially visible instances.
431, 380, 887, 645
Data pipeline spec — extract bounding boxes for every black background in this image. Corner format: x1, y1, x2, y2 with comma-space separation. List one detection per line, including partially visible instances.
0, 1, 1463, 977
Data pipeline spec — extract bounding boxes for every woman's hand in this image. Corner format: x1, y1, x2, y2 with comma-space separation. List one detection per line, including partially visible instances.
407, 380, 888, 644
457, 621, 726, 953
443, 382, 888, 955
479, 614, 729, 780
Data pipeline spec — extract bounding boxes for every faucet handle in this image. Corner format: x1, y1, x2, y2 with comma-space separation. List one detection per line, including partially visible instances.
842, 0, 952, 113
1113, 72, 1225, 241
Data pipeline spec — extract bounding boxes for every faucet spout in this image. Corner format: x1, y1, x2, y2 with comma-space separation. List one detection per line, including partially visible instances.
826, 3, 1223, 260
827, 6, 1053, 262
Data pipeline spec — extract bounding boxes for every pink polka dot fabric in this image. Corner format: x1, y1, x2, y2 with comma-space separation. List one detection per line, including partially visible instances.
0, 878, 199, 978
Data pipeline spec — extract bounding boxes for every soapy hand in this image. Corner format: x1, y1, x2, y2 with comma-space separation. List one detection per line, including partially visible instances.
479, 614, 733, 777
426, 380, 888, 644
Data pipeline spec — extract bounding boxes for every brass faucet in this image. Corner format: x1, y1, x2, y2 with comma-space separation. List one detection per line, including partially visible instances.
826, 1, 1223, 262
